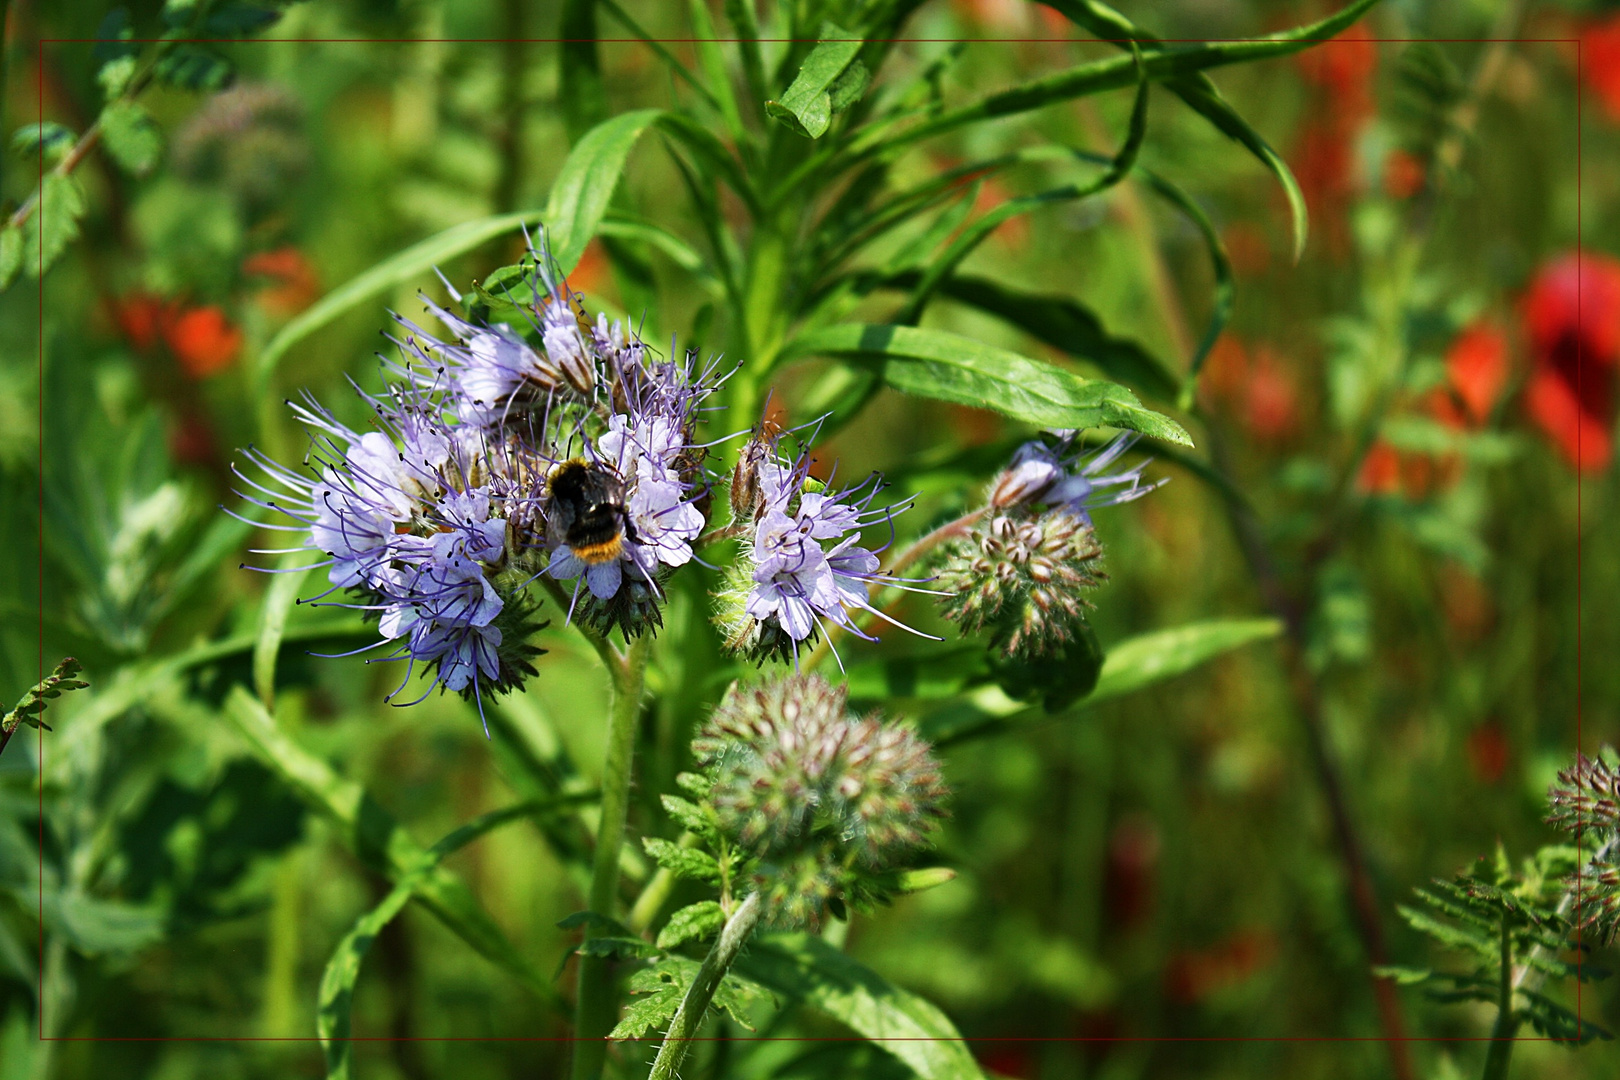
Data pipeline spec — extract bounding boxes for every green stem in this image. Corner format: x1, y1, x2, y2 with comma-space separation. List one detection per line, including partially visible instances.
1481, 908, 1518, 1080
570, 634, 651, 1080
646, 892, 763, 1080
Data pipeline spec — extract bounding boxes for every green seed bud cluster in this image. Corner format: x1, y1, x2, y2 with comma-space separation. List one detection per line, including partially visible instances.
692, 674, 949, 926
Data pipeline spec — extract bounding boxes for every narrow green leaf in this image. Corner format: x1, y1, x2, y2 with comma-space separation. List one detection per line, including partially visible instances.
0, 226, 20, 289
658, 795, 715, 839
874, 272, 1179, 402
777, 323, 1192, 446
859, 0, 1381, 157
559, 0, 608, 141
23, 174, 86, 279
737, 933, 985, 1079
656, 900, 726, 949
100, 100, 162, 175
687, 0, 747, 142
1086, 618, 1283, 704
257, 210, 543, 380
765, 23, 864, 138
319, 799, 551, 1080
1044, 0, 1314, 259
544, 108, 663, 276
253, 560, 310, 709
222, 688, 559, 1002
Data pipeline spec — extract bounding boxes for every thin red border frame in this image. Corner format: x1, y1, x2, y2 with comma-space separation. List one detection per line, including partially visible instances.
27, 26, 1593, 1058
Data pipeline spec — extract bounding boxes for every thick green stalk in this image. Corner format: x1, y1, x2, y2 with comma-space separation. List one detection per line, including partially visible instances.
1481, 911, 1518, 1080
571, 634, 651, 1080
647, 892, 763, 1080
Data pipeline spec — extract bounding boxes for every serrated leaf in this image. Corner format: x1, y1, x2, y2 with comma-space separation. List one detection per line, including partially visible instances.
766, 24, 864, 138
657, 900, 725, 949
642, 836, 722, 883
544, 109, 663, 276
12, 121, 74, 158
659, 795, 715, 839
737, 933, 985, 1079
21, 175, 85, 280
1396, 904, 1497, 958
676, 771, 712, 799
610, 986, 682, 1040
100, 100, 162, 175
153, 45, 234, 91
1087, 619, 1283, 704
778, 324, 1190, 446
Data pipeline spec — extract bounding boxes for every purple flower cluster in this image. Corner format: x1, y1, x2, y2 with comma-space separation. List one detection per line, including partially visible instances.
716, 435, 927, 663
235, 235, 721, 709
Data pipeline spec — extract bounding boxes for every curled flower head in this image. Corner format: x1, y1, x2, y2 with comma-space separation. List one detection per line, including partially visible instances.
715, 436, 926, 663
231, 229, 730, 715
692, 673, 949, 927
939, 431, 1157, 659
989, 431, 1163, 520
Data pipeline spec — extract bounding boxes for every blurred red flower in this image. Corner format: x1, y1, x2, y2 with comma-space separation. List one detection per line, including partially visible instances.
1244, 346, 1301, 442
245, 246, 320, 317
1466, 722, 1510, 785
113, 291, 178, 352
1435, 320, 1509, 429
1382, 148, 1426, 200
1356, 441, 1401, 495
1104, 814, 1160, 932
1581, 14, 1620, 123
1165, 929, 1278, 1005
165, 306, 243, 378
1521, 252, 1620, 471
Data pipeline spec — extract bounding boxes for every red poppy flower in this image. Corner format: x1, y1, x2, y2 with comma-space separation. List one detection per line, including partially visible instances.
1435, 321, 1509, 429
1521, 253, 1620, 471
1244, 346, 1300, 442
164, 306, 243, 378
1466, 722, 1510, 785
1581, 14, 1620, 123
245, 246, 320, 317
1165, 929, 1278, 1005
1356, 441, 1401, 495
113, 291, 178, 352
1382, 148, 1426, 200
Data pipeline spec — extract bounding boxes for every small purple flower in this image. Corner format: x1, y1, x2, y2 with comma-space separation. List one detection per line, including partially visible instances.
721, 445, 929, 661
1030, 432, 1162, 524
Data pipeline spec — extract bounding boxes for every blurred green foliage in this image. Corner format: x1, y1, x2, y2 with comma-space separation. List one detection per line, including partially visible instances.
1, 0, 1617, 1078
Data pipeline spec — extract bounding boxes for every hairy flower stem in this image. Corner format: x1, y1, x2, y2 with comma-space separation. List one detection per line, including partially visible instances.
646, 892, 763, 1080
571, 634, 650, 1080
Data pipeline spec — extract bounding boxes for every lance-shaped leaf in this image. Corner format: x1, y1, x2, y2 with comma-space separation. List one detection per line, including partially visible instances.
319, 800, 565, 1080
765, 24, 866, 138
778, 323, 1191, 446
222, 688, 557, 1000
544, 108, 663, 274
1085, 618, 1283, 704
736, 932, 985, 1079
256, 210, 543, 379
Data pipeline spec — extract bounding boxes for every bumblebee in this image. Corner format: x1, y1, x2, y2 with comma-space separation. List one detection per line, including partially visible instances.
545, 457, 638, 564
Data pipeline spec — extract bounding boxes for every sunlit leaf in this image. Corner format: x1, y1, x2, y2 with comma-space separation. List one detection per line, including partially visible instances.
737, 933, 985, 1079
778, 324, 1192, 446
545, 109, 664, 276
1086, 618, 1283, 704
100, 100, 162, 175
765, 24, 865, 138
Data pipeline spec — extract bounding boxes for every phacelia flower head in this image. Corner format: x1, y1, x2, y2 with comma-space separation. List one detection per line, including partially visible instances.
232, 228, 731, 717
939, 430, 1158, 659
715, 433, 927, 664
692, 673, 949, 927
